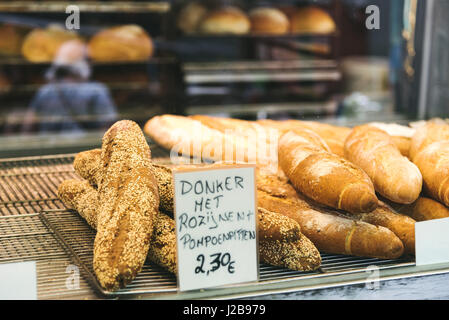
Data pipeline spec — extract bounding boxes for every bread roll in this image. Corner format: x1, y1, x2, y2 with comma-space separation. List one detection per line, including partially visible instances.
393, 197, 449, 222
249, 7, 290, 35
88, 25, 153, 62
177, 1, 208, 34
410, 123, 449, 206
279, 130, 378, 214
290, 6, 336, 34
21, 26, 80, 63
199, 6, 250, 35
344, 125, 422, 204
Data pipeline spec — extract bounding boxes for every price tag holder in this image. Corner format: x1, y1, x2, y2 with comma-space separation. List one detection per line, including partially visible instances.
173, 165, 259, 292
0, 261, 37, 300
415, 217, 449, 266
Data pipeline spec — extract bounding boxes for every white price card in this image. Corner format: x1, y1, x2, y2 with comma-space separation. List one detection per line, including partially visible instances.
173, 165, 259, 292
415, 217, 449, 266
0, 261, 37, 300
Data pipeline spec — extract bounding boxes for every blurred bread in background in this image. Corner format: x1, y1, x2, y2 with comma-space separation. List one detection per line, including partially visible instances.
290, 6, 336, 34
198, 6, 250, 35
88, 25, 153, 62
177, 1, 208, 34
0, 24, 30, 57
21, 25, 81, 63
249, 7, 290, 35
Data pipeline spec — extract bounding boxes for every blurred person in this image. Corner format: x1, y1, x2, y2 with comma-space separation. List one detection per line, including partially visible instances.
22, 39, 118, 134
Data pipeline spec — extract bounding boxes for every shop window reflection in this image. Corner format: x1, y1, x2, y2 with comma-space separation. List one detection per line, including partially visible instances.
21, 40, 118, 134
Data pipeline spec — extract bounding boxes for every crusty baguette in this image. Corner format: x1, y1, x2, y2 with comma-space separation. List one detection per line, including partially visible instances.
389, 196, 449, 222
95, 120, 160, 291
257, 207, 321, 271
58, 178, 177, 274
352, 202, 415, 255
368, 122, 416, 158
279, 130, 378, 213
57, 179, 99, 229
74, 149, 175, 215
73, 149, 102, 186
257, 190, 403, 259
144, 114, 251, 163
256, 174, 404, 259
410, 123, 449, 206
344, 125, 422, 204
391, 136, 412, 158
258, 119, 352, 157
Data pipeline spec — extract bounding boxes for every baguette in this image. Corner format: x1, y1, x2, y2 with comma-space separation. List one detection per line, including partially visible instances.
257, 191, 403, 259
258, 119, 352, 157
352, 202, 415, 255
410, 123, 449, 206
144, 115, 251, 163
279, 130, 378, 213
74, 149, 175, 215
257, 208, 321, 271
344, 125, 422, 204
57, 179, 99, 229
367, 122, 416, 158
390, 197, 449, 222
256, 174, 404, 259
72, 148, 321, 271
95, 120, 160, 291
58, 178, 177, 274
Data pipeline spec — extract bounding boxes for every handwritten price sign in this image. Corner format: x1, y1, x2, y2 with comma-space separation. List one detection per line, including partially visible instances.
173, 165, 259, 292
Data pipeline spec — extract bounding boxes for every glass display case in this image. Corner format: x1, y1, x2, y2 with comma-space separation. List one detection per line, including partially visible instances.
0, 0, 438, 157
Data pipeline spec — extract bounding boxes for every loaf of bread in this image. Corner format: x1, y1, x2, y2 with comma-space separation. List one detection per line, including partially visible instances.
198, 6, 250, 35
249, 7, 290, 35
290, 6, 336, 34
352, 202, 416, 255
344, 125, 422, 204
279, 130, 378, 213
258, 119, 351, 158
368, 122, 416, 158
257, 207, 321, 271
390, 197, 449, 222
0, 24, 29, 56
94, 120, 160, 291
58, 179, 99, 229
410, 123, 449, 206
21, 26, 81, 63
177, 1, 208, 34
144, 115, 281, 175
58, 178, 177, 274
72, 148, 321, 272
88, 25, 153, 62
257, 175, 404, 259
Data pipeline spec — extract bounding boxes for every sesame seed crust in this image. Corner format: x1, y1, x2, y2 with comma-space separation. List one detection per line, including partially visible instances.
94, 120, 160, 291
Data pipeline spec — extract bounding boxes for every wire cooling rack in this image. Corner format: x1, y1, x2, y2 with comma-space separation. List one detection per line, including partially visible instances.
0, 152, 418, 299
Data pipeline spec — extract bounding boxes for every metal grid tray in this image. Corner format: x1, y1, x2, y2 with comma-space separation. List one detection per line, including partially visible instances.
0, 152, 434, 300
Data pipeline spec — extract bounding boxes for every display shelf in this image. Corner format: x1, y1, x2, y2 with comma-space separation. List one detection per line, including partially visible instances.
0, 1, 171, 13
